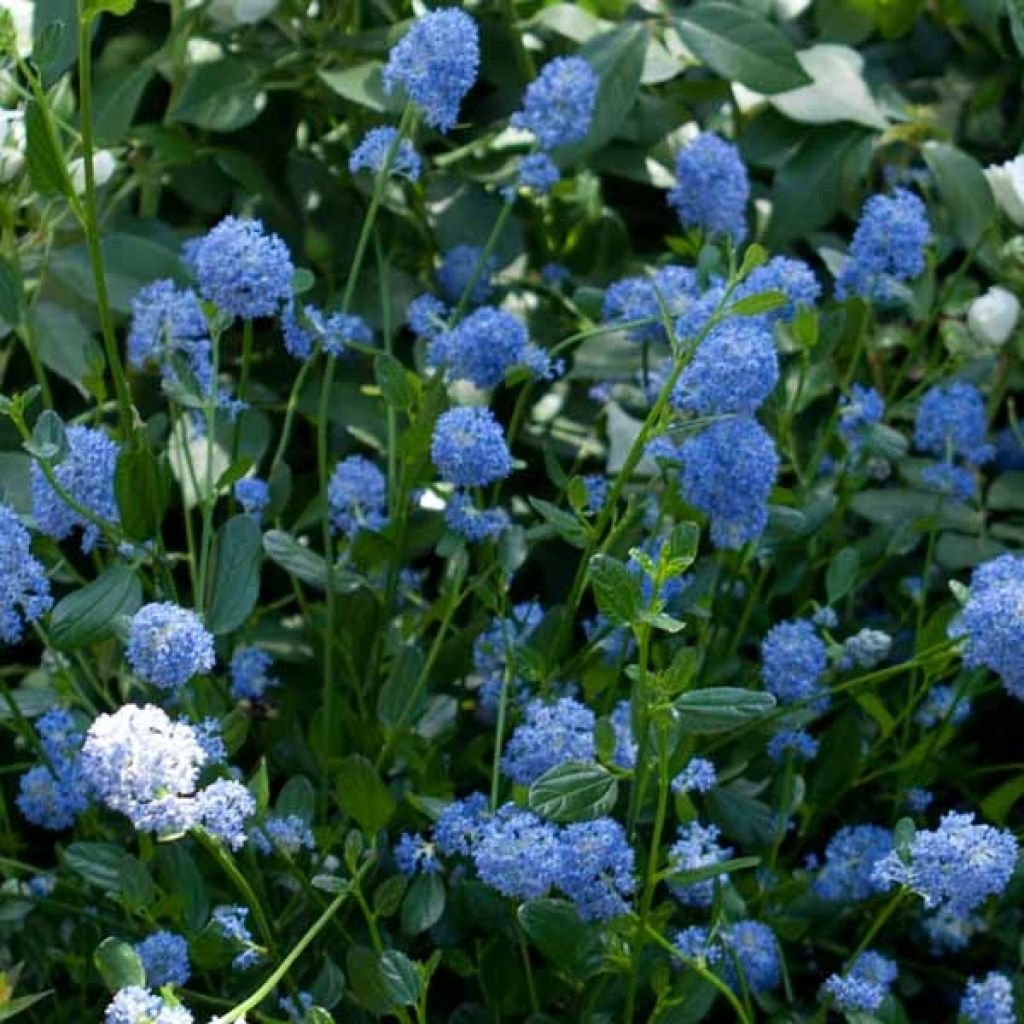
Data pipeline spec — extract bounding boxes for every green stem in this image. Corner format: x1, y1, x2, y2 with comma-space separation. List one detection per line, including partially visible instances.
452, 200, 513, 322
194, 338, 221, 615
268, 354, 317, 477
231, 319, 255, 465
76, 4, 137, 445
212, 859, 371, 1024
317, 106, 415, 800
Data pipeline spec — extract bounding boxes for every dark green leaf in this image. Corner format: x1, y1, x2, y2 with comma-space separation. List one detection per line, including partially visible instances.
529, 497, 590, 548
206, 515, 262, 634
922, 142, 994, 249
64, 843, 131, 891
666, 855, 761, 888
115, 447, 169, 542
401, 873, 445, 936
170, 59, 265, 133
26, 410, 67, 462
25, 100, 72, 197
675, 688, 776, 734
729, 290, 787, 316
0, 992, 52, 1021
346, 946, 395, 1015
0, 255, 23, 326
93, 64, 153, 143
528, 761, 618, 822
676, 3, 811, 93
318, 63, 401, 114
378, 950, 420, 1007
826, 546, 860, 605
377, 645, 425, 730
335, 754, 395, 833
588, 553, 642, 627
276, 776, 316, 824
94, 938, 145, 992
375, 353, 419, 410
518, 899, 595, 967
263, 530, 362, 593
310, 958, 346, 1011
51, 564, 142, 651
30, 304, 106, 397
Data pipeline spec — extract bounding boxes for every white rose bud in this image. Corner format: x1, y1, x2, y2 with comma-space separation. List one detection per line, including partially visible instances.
67, 150, 117, 194
985, 155, 1024, 228
967, 285, 1020, 350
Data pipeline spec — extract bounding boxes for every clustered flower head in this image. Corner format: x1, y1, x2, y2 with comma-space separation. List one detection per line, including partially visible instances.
761, 618, 829, 708
511, 56, 598, 150
230, 645, 279, 701
80, 704, 207, 834
427, 306, 550, 389
135, 931, 191, 988
678, 416, 779, 550
0, 502, 52, 645
839, 384, 884, 454
328, 455, 389, 537
821, 951, 898, 1014
382, 8, 480, 133
960, 972, 1016, 1024
675, 920, 782, 995
349, 126, 422, 181
431, 406, 512, 487
425, 797, 635, 921
30, 424, 120, 553
668, 133, 750, 240
17, 710, 88, 831
105, 986, 193, 1024
501, 696, 595, 785
835, 188, 930, 301
126, 602, 215, 691
814, 824, 894, 902
234, 476, 270, 519
445, 491, 509, 544
668, 821, 733, 906
603, 265, 700, 345
871, 811, 1018, 917
734, 256, 821, 321
952, 554, 1024, 699
189, 216, 294, 319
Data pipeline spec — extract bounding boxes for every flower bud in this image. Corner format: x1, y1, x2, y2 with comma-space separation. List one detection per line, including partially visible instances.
208, 0, 279, 26
985, 155, 1024, 227
967, 285, 1020, 350
67, 150, 116, 194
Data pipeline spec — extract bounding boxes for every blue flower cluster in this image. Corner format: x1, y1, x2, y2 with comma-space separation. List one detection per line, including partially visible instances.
234, 476, 270, 519
17, 709, 88, 831
126, 602, 215, 690
135, 931, 191, 987
675, 920, 781, 994
251, 814, 315, 856
31, 425, 120, 553
814, 824, 894, 902
761, 618, 829, 708
436, 245, 496, 306
872, 812, 1017, 917
668, 821, 733, 906
349, 126, 422, 181
839, 384, 885, 454
189, 216, 294, 319
512, 56, 598, 150
212, 905, 261, 970
229, 645, 279, 701
821, 951, 898, 1014
953, 554, 1024, 699
679, 416, 780, 550
836, 188, 930, 301
960, 972, 1016, 1024
426, 306, 550, 389
501, 696, 595, 784
667, 133, 749, 240
445, 491, 509, 544
603, 265, 700, 344
105, 986, 192, 1024
671, 757, 716, 795
431, 407, 512, 487
382, 9, 479, 132
0, 502, 52, 645
328, 455, 389, 537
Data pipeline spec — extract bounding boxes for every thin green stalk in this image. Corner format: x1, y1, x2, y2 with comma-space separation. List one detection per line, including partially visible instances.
212, 859, 372, 1024
194, 338, 221, 614
317, 106, 415, 796
452, 200, 513, 322
231, 319, 255, 464
374, 235, 399, 514
268, 355, 317, 477
490, 590, 513, 811
76, 3, 137, 445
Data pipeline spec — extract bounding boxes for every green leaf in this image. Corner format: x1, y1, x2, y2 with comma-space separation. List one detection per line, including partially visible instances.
346, 947, 395, 1015
989, 471, 1024, 511
375, 353, 419, 411
83, 0, 136, 16
529, 497, 590, 548
206, 515, 262, 634
310, 958, 347, 1011
374, 875, 409, 918
318, 63, 402, 114
335, 754, 396, 833
528, 761, 619, 822
263, 530, 362, 593
667, 855, 761, 889
276, 776, 316, 824
93, 64, 154, 143
518, 899, 595, 967
850, 488, 980, 532
378, 951, 420, 1007
922, 142, 995, 249
26, 410, 67, 462
29, 303, 106, 398
170, 59, 265, 133
115, 447, 169, 543
25, 100, 72, 198
0, 992, 52, 1021
50, 563, 142, 651
0, 255, 23, 326
826, 546, 860, 605
729, 290, 787, 317
94, 938, 145, 992
377, 645, 425, 730
674, 688, 776, 734
64, 843, 131, 891
557, 24, 648, 162
588, 553, 643, 627
676, 3, 811, 94
981, 773, 1024, 825
401, 873, 445, 936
